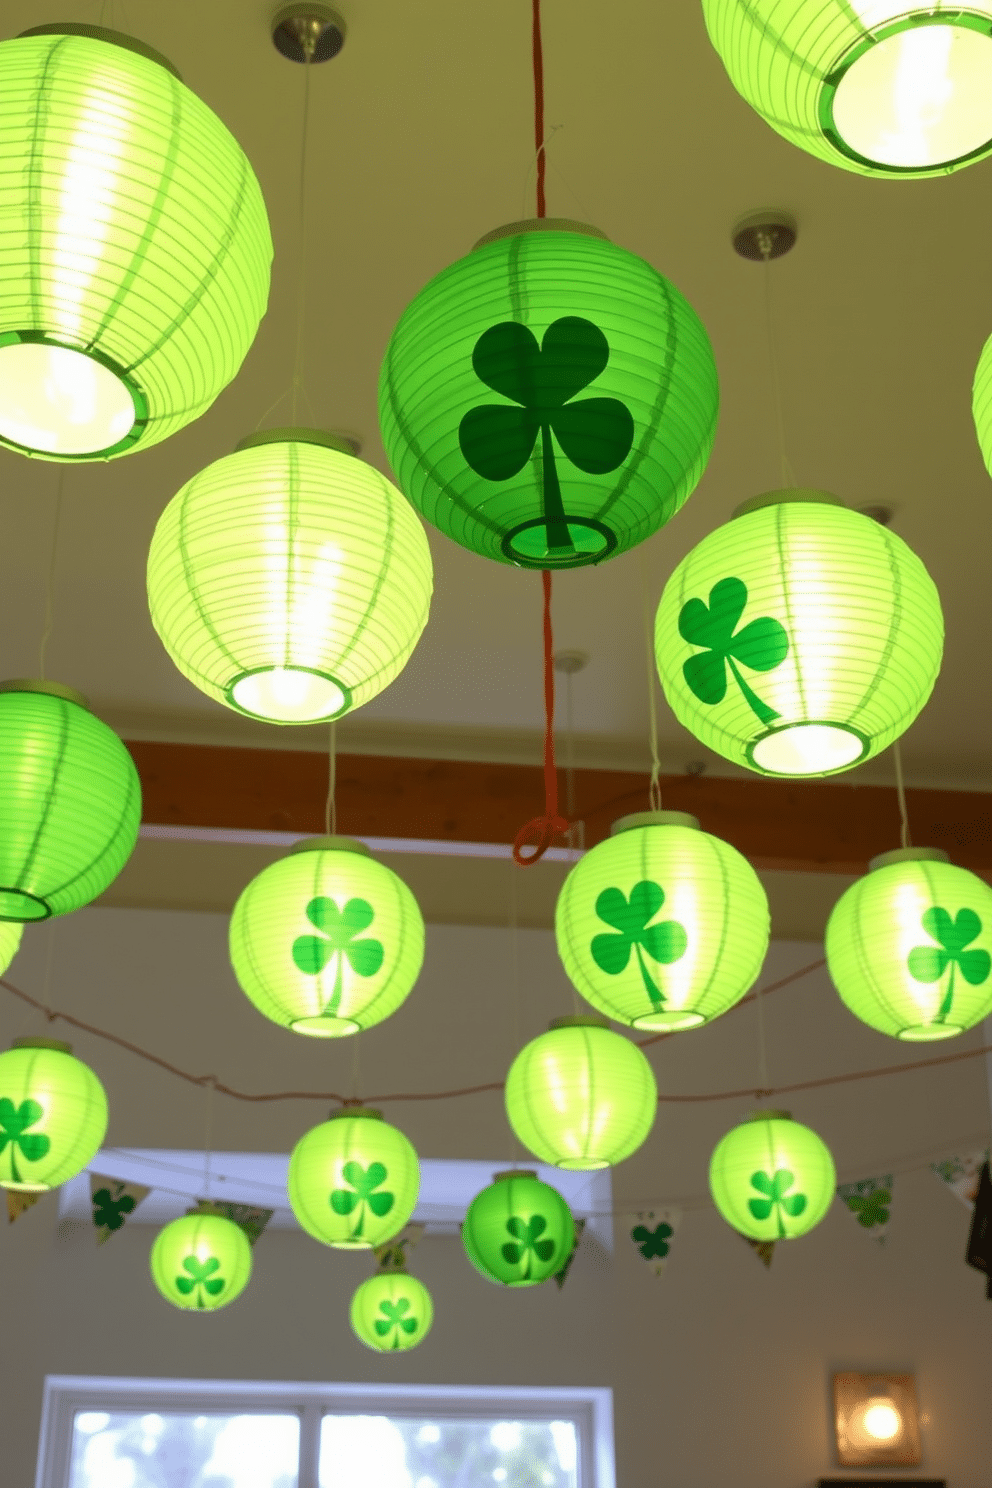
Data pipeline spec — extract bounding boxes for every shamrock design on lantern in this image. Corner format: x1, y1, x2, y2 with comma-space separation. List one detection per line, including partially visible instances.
0, 1098, 50, 1186
92, 1185, 136, 1233
590, 881, 688, 1010
175, 1254, 226, 1309
748, 1169, 808, 1237
292, 897, 384, 1019
678, 577, 789, 726
458, 316, 635, 555
631, 1221, 673, 1260
844, 1187, 891, 1230
501, 1214, 557, 1280
374, 1297, 419, 1348
330, 1161, 394, 1238
907, 907, 991, 1024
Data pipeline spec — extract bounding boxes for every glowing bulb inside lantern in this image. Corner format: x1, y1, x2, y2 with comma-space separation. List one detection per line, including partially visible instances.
862, 1400, 901, 1441
750, 722, 865, 775
0, 343, 136, 455
231, 668, 346, 722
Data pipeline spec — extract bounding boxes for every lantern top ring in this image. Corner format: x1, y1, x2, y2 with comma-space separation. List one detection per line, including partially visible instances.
235, 428, 361, 457
18, 23, 182, 80
746, 1107, 792, 1123
472, 218, 610, 251
612, 810, 701, 836
547, 1014, 611, 1032
328, 1105, 383, 1122
492, 1169, 538, 1183
289, 835, 372, 859
11, 1036, 73, 1054
733, 488, 846, 519
0, 678, 89, 709
869, 846, 951, 872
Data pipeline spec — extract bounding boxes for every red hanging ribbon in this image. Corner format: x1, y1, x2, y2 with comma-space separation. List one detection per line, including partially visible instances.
513, 570, 569, 865
532, 0, 546, 219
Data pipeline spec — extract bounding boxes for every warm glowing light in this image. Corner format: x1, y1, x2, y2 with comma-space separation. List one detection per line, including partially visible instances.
231, 669, 347, 724
750, 722, 864, 776
862, 1401, 902, 1441
0, 344, 135, 455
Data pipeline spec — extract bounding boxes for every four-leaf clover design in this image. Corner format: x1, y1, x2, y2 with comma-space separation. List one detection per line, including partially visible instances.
458, 316, 634, 556
175, 1254, 226, 1309
631, 1221, 673, 1260
907, 907, 991, 1024
374, 1297, 419, 1349
92, 1186, 137, 1233
330, 1161, 394, 1239
0, 1097, 50, 1186
747, 1169, 808, 1238
292, 896, 384, 1020
501, 1214, 557, 1280
845, 1188, 891, 1230
591, 881, 687, 1010
678, 577, 789, 726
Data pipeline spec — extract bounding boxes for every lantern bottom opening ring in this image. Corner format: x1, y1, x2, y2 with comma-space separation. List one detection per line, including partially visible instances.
1, 1179, 48, 1194
0, 886, 52, 923
897, 1021, 964, 1042
555, 1157, 610, 1171
290, 1014, 361, 1037
632, 1009, 706, 1031
329, 1238, 373, 1250
501, 515, 617, 569
746, 721, 869, 777
227, 666, 352, 724
0, 332, 147, 460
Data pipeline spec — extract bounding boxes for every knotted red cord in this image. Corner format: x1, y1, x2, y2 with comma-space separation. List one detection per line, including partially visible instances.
513, 569, 569, 865
532, 0, 546, 219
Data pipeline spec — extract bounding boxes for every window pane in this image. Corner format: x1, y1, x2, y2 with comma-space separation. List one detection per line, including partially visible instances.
318, 1415, 578, 1488
68, 1411, 300, 1488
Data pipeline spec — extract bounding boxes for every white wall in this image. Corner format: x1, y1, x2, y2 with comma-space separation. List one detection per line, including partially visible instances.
2, 905, 991, 1488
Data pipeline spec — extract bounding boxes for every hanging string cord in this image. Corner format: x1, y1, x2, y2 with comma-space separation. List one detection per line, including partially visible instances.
754, 979, 771, 1099
532, 0, 547, 218
325, 720, 337, 835
761, 242, 795, 488
290, 50, 313, 425
202, 1076, 216, 1201
893, 739, 912, 850
38, 469, 66, 679
639, 552, 663, 812
513, 571, 569, 865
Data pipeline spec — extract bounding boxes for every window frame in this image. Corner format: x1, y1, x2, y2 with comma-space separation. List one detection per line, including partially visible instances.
36, 1375, 615, 1488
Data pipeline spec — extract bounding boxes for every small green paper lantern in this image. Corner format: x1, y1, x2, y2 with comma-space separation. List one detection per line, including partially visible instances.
150, 1212, 253, 1312
0, 25, 271, 461
462, 1170, 575, 1287
826, 847, 992, 1041
379, 219, 718, 569
556, 810, 769, 1031
0, 681, 141, 921
702, 0, 992, 178
350, 1271, 434, 1350
654, 492, 943, 778
147, 430, 433, 724
709, 1110, 836, 1241
505, 1016, 657, 1170
288, 1107, 420, 1249
230, 836, 425, 1037
0, 1038, 107, 1191
972, 335, 992, 479
0, 923, 23, 976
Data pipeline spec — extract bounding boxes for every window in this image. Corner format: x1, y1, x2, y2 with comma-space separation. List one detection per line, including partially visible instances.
37, 1378, 614, 1488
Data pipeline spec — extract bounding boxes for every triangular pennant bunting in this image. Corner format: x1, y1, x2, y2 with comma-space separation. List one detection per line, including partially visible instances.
554, 1217, 586, 1289
625, 1208, 682, 1276
931, 1149, 989, 1207
90, 1174, 150, 1245
744, 1235, 775, 1269
190, 1199, 274, 1247
373, 1223, 426, 1271
838, 1173, 893, 1246
7, 1189, 43, 1224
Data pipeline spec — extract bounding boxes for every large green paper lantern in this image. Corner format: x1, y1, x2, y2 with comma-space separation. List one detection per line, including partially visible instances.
655, 492, 943, 778
288, 1107, 420, 1249
701, 0, 992, 178
0, 681, 142, 921
0, 25, 271, 461
147, 430, 433, 724
0, 923, 23, 976
556, 810, 769, 1031
505, 1016, 657, 1169
462, 1170, 575, 1287
0, 1038, 107, 1191
379, 219, 718, 569
350, 1271, 434, 1350
826, 847, 992, 1041
230, 836, 425, 1037
709, 1110, 836, 1241
150, 1212, 253, 1312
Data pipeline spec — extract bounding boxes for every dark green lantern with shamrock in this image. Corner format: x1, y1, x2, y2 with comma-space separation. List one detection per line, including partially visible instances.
462, 1170, 574, 1287
229, 837, 425, 1038
709, 1110, 836, 1242
0, 1037, 107, 1192
379, 219, 718, 569
827, 848, 992, 1042
350, 1271, 434, 1352
288, 1106, 420, 1250
150, 1212, 252, 1312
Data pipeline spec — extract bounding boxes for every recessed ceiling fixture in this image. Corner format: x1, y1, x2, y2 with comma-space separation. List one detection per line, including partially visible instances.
288, 1107, 421, 1249
150, 1212, 253, 1312
833, 1372, 922, 1468
272, 4, 346, 63
350, 1271, 434, 1350
462, 1171, 575, 1287
0, 25, 271, 460
0, 1038, 108, 1193
709, 1110, 836, 1241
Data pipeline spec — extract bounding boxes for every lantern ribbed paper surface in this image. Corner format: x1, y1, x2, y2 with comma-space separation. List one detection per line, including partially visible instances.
288, 1108, 420, 1249
505, 1017, 657, 1169
709, 1110, 836, 1241
150, 1213, 253, 1312
379, 220, 718, 569
0, 25, 271, 461
0, 681, 141, 921
701, 0, 992, 177
350, 1272, 434, 1350
230, 837, 425, 1037
462, 1170, 575, 1287
0, 923, 23, 976
826, 848, 992, 1041
556, 811, 769, 1030
147, 431, 433, 723
972, 336, 992, 478
0, 1038, 107, 1191
654, 492, 943, 778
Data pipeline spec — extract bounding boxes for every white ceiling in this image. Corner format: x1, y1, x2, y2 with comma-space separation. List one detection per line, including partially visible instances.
2, 0, 991, 789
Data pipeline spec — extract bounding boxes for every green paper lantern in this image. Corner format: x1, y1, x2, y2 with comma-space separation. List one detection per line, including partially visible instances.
972, 335, 992, 479
462, 1170, 575, 1287
505, 1016, 657, 1170
147, 430, 433, 724
150, 1212, 253, 1312
0, 923, 23, 976
701, 0, 992, 177
0, 1037, 107, 1191
654, 491, 943, 779
350, 1271, 434, 1350
379, 219, 718, 570
0, 25, 271, 461
709, 1109, 836, 1241
229, 836, 425, 1037
556, 810, 769, 1031
288, 1107, 420, 1249
826, 847, 992, 1041
0, 681, 141, 921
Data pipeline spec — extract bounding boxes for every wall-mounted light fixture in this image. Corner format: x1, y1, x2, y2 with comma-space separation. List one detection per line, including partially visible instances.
833, 1373, 922, 1468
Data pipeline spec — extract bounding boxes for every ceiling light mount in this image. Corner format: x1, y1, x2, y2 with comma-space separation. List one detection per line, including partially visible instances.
732, 210, 797, 262
553, 650, 590, 675
272, 4, 345, 63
